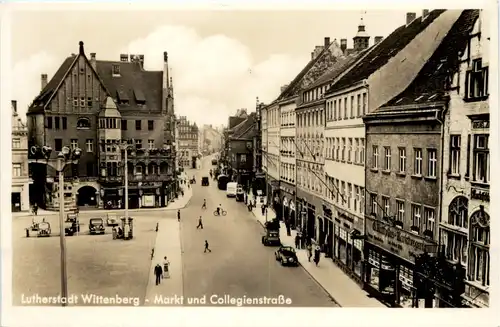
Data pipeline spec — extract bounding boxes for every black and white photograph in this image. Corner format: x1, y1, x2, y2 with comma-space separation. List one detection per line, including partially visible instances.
1, 1, 496, 327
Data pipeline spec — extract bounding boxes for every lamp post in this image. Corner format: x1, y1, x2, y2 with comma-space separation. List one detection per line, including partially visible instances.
57, 145, 81, 306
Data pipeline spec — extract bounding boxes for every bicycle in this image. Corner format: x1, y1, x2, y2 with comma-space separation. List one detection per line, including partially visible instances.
213, 209, 227, 216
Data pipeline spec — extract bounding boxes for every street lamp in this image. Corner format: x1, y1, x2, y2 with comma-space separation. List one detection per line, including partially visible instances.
57, 145, 81, 307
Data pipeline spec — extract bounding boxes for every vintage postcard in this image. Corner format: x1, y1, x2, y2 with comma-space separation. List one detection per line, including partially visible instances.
1, 1, 497, 326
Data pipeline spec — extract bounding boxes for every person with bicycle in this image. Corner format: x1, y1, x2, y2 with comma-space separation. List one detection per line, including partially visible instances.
216, 204, 222, 215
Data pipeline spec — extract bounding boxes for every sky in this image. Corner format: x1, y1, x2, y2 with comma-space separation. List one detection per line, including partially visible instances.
9, 6, 415, 126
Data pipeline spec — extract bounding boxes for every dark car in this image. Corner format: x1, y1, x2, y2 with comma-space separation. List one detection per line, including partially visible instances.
202, 177, 210, 186
275, 246, 299, 266
211, 159, 217, 165
89, 218, 105, 235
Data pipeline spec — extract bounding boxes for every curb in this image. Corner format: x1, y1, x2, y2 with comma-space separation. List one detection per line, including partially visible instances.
254, 213, 342, 307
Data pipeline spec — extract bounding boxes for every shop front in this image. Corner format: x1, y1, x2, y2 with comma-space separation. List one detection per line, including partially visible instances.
363, 215, 439, 307
296, 188, 322, 243
321, 204, 334, 259
102, 187, 123, 209
280, 181, 296, 229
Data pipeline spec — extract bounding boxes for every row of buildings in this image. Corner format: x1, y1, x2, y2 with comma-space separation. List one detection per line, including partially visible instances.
13, 41, 200, 212
199, 124, 223, 155
259, 10, 489, 308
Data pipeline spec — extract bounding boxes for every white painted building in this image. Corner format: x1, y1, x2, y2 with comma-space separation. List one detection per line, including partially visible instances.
11, 100, 30, 212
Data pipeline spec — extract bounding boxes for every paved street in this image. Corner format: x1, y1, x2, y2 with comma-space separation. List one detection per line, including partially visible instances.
180, 156, 337, 307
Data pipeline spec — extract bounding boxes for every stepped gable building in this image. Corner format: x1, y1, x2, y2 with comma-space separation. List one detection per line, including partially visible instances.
363, 10, 479, 307
322, 9, 463, 290
27, 41, 177, 210
177, 116, 199, 168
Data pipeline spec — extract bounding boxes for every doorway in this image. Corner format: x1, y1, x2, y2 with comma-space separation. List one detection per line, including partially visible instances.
77, 186, 97, 207
12, 192, 21, 212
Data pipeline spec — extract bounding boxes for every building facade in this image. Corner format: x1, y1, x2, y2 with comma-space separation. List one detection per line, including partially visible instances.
265, 102, 281, 206
27, 42, 177, 210
441, 10, 489, 308
177, 116, 199, 169
11, 100, 30, 212
362, 10, 479, 308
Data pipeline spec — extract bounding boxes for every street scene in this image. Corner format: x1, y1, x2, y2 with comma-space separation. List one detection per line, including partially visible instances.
9, 8, 489, 311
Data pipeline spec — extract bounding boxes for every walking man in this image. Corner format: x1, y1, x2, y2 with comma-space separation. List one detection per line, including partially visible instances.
196, 216, 203, 229
177, 210, 181, 222
306, 243, 313, 262
204, 240, 212, 253
163, 256, 170, 279
154, 263, 163, 285
202, 199, 207, 210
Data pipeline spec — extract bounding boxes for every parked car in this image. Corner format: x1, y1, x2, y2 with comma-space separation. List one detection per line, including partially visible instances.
202, 177, 210, 186
37, 222, 51, 237
275, 246, 299, 266
262, 226, 281, 246
211, 159, 217, 165
89, 218, 105, 235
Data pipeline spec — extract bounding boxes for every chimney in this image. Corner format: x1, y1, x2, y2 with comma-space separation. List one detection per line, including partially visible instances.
422, 9, 429, 18
138, 55, 144, 69
280, 84, 289, 93
340, 39, 347, 53
374, 36, 383, 44
90, 53, 96, 70
406, 12, 417, 25
11, 100, 17, 114
311, 52, 314, 60
41, 74, 48, 91
120, 54, 129, 62
324, 37, 330, 47
78, 41, 84, 55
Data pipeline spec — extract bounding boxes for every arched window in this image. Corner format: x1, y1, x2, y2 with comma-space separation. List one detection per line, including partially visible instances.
444, 196, 469, 264
468, 209, 490, 286
448, 196, 468, 228
77, 117, 91, 129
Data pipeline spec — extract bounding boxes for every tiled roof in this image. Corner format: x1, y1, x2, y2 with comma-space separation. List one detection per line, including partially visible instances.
28, 55, 78, 113
304, 49, 368, 90
231, 113, 257, 140
327, 9, 446, 94
380, 10, 479, 108
96, 60, 163, 113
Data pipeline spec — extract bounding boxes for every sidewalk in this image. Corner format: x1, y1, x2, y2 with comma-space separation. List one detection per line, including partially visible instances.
144, 219, 183, 306
249, 204, 386, 308
12, 185, 194, 218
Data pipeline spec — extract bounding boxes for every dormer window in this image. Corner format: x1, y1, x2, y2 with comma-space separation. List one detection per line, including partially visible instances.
117, 89, 129, 105
134, 88, 146, 105
112, 64, 121, 76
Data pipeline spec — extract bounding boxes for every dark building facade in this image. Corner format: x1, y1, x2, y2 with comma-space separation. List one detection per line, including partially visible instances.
27, 41, 177, 210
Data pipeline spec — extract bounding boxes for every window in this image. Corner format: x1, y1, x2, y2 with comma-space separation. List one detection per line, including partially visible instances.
382, 196, 390, 217
414, 148, 422, 175
424, 208, 435, 234
357, 94, 361, 117
148, 139, 154, 149
87, 97, 92, 107
46, 117, 53, 129
62, 117, 67, 129
70, 139, 78, 149
54, 139, 62, 151
335, 138, 340, 159
12, 138, 21, 149
344, 97, 348, 118
86, 163, 94, 177
360, 139, 365, 164
112, 64, 120, 75
350, 95, 354, 118
73, 97, 78, 107
341, 138, 345, 161
333, 100, 337, 120
468, 211, 490, 286
12, 163, 22, 177
371, 194, 378, 216
55, 117, 60, 129
77, 118, 90, 129
80, 97, 85, 107
411, 204, 421, 232
135, 139, 142, 150
427, 149, 437, 178
354, 186, 359, 211
135, 120, 141, 130
354, 139, 359, 163
148, 120, 154, 131
347, 183, 352, 209
86, 139, 93, 152
398, 147, 406, 173
384, 147, 391, 171
444, 232, 468, 265
121, 120, 127, 130
473, 134, 489, 183
362, 93, 367, 115
448, 196, 468, 228
372, 145, 379, 169
466, 58, 488, 100
449, 135, 461, 175
396, 200, 405, 223
347, 138, 352, 162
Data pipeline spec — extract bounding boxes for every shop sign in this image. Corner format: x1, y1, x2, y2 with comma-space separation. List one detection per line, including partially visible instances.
365, 216, 436, 261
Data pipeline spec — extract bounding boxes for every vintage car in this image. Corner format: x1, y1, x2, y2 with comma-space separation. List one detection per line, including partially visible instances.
106, 213, 119, 227
235, 186, 244, 202
37, 222, 51, 237
275, 246, 299, 266
211, 159, 217, 165
201, 176, 210, 186
89, 218, 105, 235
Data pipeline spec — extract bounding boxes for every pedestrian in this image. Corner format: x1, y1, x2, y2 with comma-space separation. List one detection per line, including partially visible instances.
196, 216, 203, 229
177, 210, 181, 222
306, 243, 313, 262
261, 204, 266, 216
294, 234, 300, 249
314, 245, 321, 266
204, 240, 212, 253
154, 263, 163, 285
163, 256, 170, 279
202, 199, 207, 209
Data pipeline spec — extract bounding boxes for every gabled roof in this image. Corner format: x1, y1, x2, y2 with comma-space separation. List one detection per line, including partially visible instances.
230, 113, 257, 140
277, 40, 344, 100
327, 9, 446, 94
96, 60, 163, 113
379, 10, 479, 109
